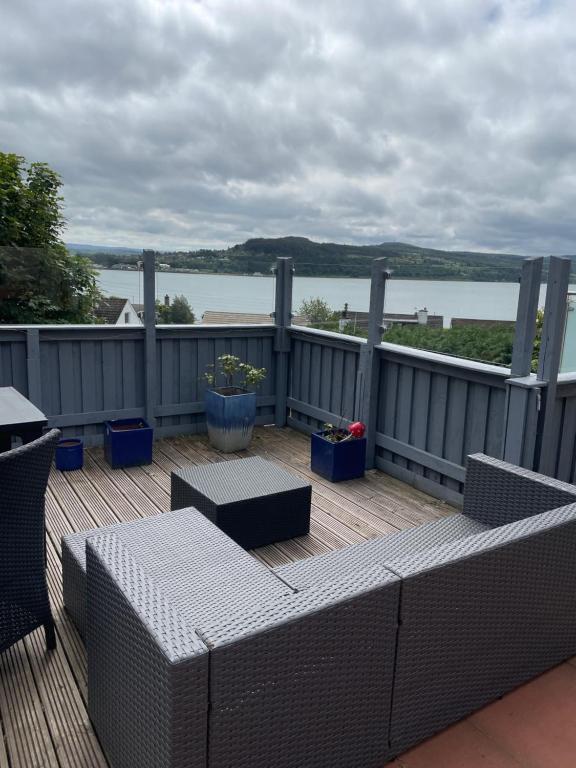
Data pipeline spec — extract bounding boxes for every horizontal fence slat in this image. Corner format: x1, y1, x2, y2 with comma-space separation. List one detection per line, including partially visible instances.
48, 397, 277, 430
286, 397, 351, 428
557, 382, 576, 399
375, 433, 466, 483
288, 326, 365, 352
287, 415, 315, 435
155, 412, 275, 440
375, 456, 464, 507
156, 395, 276, 418
48, 408, 145, 428
376, 344, 509, 388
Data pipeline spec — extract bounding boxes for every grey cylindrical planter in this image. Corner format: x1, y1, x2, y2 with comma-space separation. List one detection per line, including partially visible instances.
205, 388, 257, 452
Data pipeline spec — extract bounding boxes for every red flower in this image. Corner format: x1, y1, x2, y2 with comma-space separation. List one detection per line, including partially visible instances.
348, 421, 366, 438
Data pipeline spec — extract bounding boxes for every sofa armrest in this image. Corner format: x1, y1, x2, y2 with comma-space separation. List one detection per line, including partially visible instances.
463, 453, 576, 527
201, 565, 401, 768
86, 534, 209, 768
384, 501, 576, 756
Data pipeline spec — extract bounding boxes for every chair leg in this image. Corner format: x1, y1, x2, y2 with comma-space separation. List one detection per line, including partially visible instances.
44, 619, 56, 650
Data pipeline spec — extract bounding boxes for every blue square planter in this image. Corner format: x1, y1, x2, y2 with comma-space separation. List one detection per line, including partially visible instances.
311, 431, 366, 482
104, 418, 153, 469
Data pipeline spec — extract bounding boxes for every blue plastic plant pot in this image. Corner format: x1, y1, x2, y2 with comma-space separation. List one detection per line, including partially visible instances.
55, 438, 84, 471
311, 431, 367, 482
205, 388, 257, 453
104, 418, 153, 469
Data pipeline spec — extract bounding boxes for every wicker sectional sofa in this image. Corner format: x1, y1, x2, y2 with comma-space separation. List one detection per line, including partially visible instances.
62, 454, 576, 768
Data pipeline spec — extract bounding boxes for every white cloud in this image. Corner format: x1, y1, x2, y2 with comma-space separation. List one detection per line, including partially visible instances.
1, 0, 575, 253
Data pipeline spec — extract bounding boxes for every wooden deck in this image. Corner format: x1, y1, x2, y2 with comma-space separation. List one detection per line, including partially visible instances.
0, 427, 448, 768
2, 426, 576, 768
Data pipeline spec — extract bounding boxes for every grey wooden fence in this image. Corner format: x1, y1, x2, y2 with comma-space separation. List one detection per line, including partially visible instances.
0, 324, 277, 445
549, 375, 576, 483
155, 325, 276, 437
284, 254, 575, 504
283, 327, 510, 504
0, 329, 27, 395
287, 327, 362, 432
1, 254, 574, 506
373, 343, 509, 505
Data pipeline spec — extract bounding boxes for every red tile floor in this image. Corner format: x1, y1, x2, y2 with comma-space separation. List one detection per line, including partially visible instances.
385, 659, 576, 768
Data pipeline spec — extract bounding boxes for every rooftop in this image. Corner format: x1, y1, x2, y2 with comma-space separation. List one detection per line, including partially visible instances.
201, 310, 309, 325
2, 427, 576, 768
93, 296, 130, 324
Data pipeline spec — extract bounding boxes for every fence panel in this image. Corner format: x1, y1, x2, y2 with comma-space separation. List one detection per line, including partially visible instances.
0, 325, 277, 445
374, 343, 509, 504
550, 377, 576, 483
1, 323, 571, 496
38, 327, 146, 443
154, 325, 277, 438
287, 328, 362, 433
0, 331, 28, 394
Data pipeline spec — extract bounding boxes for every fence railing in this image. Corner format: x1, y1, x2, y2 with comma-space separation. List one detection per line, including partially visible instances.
287, 327, 362, 432
373, 342, 509, 504
0, 324, 277, 445
1, 253, 574, 505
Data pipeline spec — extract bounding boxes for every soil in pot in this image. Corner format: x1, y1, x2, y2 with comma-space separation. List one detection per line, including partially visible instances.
109, 421, 148, 431
213, 387, 247, 396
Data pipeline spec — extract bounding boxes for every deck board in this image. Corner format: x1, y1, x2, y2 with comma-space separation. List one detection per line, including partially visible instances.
0, 426, 450, 768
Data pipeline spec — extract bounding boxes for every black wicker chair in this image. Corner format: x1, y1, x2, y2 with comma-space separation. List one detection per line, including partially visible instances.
0, 428, 60, 654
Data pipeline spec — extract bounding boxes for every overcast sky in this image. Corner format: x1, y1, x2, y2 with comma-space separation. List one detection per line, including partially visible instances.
2, 0, 575, 254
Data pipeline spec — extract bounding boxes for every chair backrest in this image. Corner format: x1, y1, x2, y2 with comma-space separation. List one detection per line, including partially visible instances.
464, 453, 576, 527
386, 501, 576, 756
0, 429, 60, 583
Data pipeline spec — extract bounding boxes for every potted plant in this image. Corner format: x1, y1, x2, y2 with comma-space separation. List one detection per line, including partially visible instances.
204, 354, 266, 452
311, 421, 366, 482
104, 418, 154, 468
55, 438, 84, 471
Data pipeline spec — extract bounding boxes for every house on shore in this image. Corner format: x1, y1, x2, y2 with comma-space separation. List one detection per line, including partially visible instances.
340, 307, 444, 332
94, 297, 143, 325
450, 317, 515, 329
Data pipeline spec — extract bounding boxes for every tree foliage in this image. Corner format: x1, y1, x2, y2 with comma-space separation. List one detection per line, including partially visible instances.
383, 325, 516, 366
169, 295, 195, 324
204, 354, 266, 391
157, 294, 195, 324
298, 296, 334, 324
0, 152, 99, 323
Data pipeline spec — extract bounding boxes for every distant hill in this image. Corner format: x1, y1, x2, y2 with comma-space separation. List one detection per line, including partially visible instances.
230, 237, 528, 280
67, 243, 142, 256
77, 237, 576, 282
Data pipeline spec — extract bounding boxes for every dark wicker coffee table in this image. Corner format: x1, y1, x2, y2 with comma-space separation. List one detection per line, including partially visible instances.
171, 456, 312, 549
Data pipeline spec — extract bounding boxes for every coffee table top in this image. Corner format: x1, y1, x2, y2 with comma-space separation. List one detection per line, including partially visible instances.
173, 456, 311, 506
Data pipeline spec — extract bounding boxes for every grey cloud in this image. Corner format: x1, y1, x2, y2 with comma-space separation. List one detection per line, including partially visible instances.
1, 0, 576, 253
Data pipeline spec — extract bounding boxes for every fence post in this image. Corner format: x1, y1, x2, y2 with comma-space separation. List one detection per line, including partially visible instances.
502, 378, 543, 467
143, 250, 157, 428
502, 257, 544, 467
355, 258, 389, 469
273, 257, 294, 427
25, 328, 42, 407
536, 256, 571, 475
510, 257, 543, 377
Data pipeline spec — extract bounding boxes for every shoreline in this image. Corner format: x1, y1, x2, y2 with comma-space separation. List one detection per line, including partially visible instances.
95, 267, 540, 285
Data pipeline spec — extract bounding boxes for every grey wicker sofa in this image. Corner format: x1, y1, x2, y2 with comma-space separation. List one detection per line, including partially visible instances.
62, 453, 576, 768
